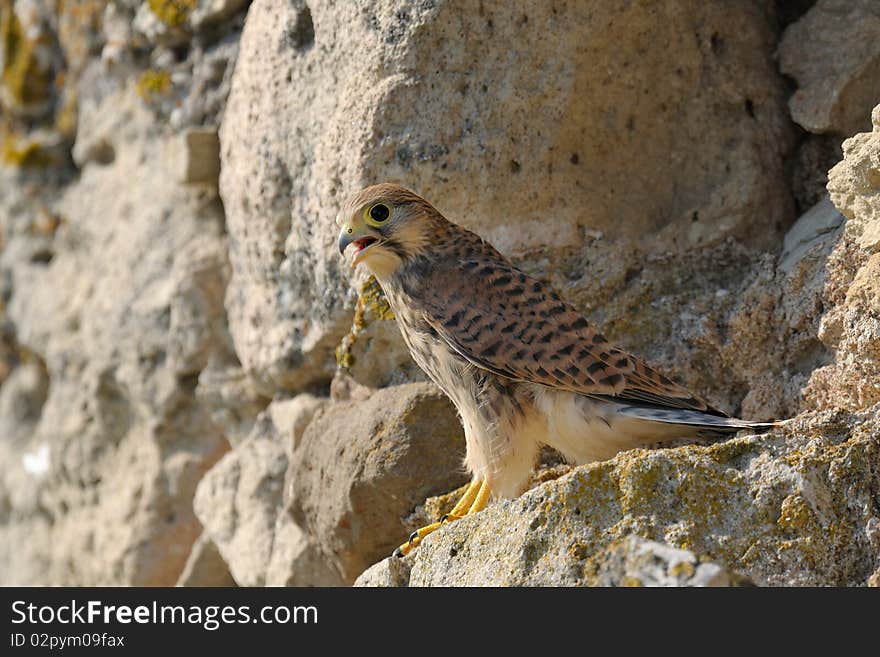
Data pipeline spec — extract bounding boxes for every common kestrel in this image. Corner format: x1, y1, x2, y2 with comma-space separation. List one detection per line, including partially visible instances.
337, 183, 774, 557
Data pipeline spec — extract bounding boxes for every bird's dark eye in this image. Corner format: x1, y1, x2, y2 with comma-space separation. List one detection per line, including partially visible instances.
368, 203, 391, 224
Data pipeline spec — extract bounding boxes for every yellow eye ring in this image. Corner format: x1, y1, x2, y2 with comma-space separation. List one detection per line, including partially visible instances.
365, 203, 391, 226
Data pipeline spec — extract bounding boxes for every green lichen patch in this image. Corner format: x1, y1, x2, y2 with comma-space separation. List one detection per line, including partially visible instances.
568, 540, 589, 561
148, 0, 197, 28
421, 483, 471, 522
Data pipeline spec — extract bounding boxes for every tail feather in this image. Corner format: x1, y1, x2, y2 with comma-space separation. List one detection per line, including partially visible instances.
615, 404, 778, 434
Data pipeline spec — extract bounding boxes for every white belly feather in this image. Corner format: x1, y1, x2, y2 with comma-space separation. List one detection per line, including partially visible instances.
530, 387, 691, 465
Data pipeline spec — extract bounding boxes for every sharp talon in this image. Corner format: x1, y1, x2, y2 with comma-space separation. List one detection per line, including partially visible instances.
393, 547, 403, 558
396, 481, 486, 557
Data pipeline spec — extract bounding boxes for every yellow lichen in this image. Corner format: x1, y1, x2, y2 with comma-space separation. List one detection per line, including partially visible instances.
360, 275, 395, 322
569, 541, 588, 560
423, 483, 471, 521
1, 129, 52, 168
1, 7, 52, 109
54, 91, 78, 140
148, 0, 197, 28
136, 69, 172, 101
553, 432, 861, 579
668, 560, 695, 578
776, 493, 816, 533
335, 275, 395, 369
334, 342, 354, 369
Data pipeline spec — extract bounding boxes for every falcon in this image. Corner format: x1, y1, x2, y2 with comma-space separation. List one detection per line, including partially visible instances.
336, 183, 774, 557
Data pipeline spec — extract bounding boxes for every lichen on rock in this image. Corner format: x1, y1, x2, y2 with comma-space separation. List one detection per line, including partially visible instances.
387, 408, 880, 587
148, 0, 198, 28
0, 128, 53, 168
135, 68, 172, 101
335, 274, 394, 370
0, 5, 54, 115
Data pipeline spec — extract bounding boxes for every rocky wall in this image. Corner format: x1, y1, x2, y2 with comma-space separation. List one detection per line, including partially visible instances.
1, 0, 878, 586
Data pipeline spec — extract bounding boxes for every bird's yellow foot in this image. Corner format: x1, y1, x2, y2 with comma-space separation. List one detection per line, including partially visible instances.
393, 479, 490, 557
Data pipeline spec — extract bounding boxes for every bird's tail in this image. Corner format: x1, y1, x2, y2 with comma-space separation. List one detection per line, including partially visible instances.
614, 404, 780, 435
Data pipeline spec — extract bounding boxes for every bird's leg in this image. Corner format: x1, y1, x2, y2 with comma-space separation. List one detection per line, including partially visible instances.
439, 478, 483, 523
464, 478, 491, 514
393, 479, 490, 557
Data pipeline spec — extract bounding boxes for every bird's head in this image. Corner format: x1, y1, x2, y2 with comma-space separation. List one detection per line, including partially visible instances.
336, 183, 439, 278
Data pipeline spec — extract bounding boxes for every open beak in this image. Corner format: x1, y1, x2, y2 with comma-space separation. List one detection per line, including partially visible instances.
338, 225, 380, 266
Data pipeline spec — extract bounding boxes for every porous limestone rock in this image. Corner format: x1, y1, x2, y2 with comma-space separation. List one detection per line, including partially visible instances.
805, 104, 880, 410
171, 128, 221, 185
264, 515, 343, 586
195, 357, 269, 448
0, 116, 233, 584
193, 414, 288, 587
545, 193, 842, 425
287, 382, 468, 583
336, 275, 423, 389
393, 409, 880, 586
267, 393, 325, 454
176, 532, 237, 587
353, 552, 413, 588
779, 0, 880, 137
700, 196, 843, 421
582, 536, 739, 587
193, 399, 341, 586
827, 105, 880, 251
357, 535, 739, 587
0, 358, 48, 444
0, 0, 254, 586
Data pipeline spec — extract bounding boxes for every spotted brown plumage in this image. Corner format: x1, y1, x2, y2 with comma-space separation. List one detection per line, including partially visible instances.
336, 183, 776, 556
412, 236, 714, 412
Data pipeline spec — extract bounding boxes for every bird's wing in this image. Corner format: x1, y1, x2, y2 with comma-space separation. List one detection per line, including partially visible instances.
418, 253, 716, 414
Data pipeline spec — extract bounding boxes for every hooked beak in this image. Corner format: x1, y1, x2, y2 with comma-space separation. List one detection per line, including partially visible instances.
338, 225, 381, 266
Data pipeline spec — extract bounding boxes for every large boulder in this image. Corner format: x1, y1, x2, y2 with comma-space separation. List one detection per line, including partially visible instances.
193, 397, 339, 586
367, 408, 879, 586
287, 382, 468, 583
779, 0, 880, 137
